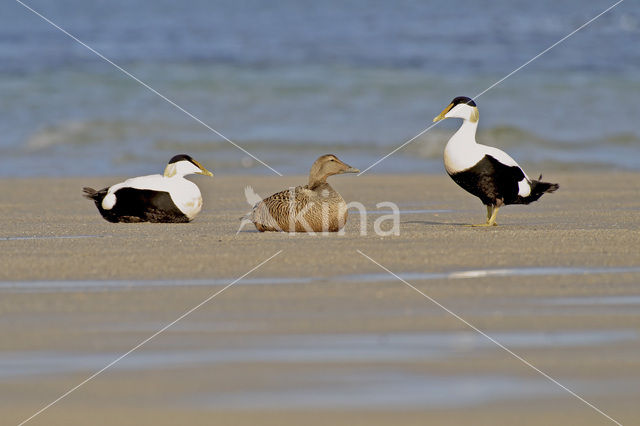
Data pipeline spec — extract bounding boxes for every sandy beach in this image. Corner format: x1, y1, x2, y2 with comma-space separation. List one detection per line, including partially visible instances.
1, 172, 639, 425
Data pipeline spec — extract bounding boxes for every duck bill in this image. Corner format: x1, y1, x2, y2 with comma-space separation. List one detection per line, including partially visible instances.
342, 165, 360, 174
433, 103, 453, 122
193, 159, 214, 177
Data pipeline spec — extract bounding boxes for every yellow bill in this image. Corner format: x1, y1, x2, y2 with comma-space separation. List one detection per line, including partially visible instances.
433, 103, 454, 122
193, 160, 214, 177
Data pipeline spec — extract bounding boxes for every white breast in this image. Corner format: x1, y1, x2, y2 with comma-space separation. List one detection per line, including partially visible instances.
443, 120, 532, 198
443, 121, 484, 174
443, 121, 529, 176
444, 142, 483, 174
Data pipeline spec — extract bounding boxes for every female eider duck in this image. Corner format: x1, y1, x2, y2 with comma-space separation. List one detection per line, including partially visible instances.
83, 154, 213, 223
433, 96, 558, 226
246, 154, 359, 232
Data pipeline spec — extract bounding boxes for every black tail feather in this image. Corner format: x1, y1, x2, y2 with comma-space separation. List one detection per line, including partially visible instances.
82, 187, 100, 201
516, 175, 559, 204
532, 174, 559, 194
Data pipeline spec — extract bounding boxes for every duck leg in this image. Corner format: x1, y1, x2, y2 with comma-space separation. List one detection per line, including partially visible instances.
486, 205, 499, 226
470, 204, 499, 227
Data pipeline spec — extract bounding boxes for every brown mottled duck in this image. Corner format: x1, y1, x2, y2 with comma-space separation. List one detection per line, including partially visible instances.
245, 154, 359, 232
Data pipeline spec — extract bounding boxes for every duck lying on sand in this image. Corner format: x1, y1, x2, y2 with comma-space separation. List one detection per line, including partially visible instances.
243, 154, 359, 232
83, 154, 213, 223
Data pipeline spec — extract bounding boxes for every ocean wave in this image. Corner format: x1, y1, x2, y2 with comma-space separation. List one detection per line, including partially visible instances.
25, 119, 180, 152
25, 119, 640, 154
15, 116, 640, 177
404, 125, 640, 160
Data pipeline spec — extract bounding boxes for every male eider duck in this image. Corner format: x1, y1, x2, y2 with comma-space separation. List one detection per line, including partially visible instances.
83, 154, 213, 223
433, 96, 558, 226
246, 154, 359, 232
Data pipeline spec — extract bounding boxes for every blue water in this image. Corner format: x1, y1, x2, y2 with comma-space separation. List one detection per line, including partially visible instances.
1, 0, 639, 176
2, 265, 639, 293
1, 330, 634, 408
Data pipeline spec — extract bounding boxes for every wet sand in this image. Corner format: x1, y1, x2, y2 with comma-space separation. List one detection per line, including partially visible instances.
1, 172, 639, 425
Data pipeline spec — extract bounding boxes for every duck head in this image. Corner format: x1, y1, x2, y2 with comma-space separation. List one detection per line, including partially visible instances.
433, 96, 479, 123
163, 154, 214, 178
308, 154, 359, 188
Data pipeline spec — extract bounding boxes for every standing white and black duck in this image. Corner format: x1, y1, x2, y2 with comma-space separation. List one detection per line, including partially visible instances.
433, 96, 558, 226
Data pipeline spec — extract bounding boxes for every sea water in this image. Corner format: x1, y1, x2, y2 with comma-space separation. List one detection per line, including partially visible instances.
1, 0, 639, 176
